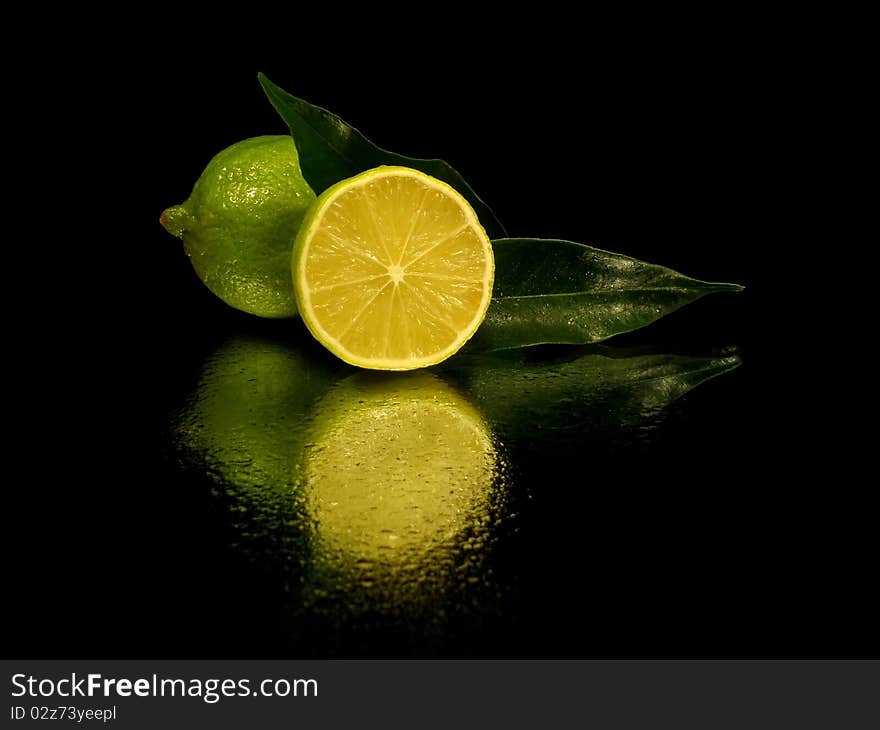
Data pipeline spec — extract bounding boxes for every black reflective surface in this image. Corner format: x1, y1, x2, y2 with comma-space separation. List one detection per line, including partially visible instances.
14, 52, 866, 659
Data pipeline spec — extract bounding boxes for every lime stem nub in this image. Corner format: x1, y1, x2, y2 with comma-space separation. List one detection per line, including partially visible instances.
160, 205, 189, 238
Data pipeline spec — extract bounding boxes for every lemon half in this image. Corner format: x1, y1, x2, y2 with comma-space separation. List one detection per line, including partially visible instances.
293, 166, 494, 370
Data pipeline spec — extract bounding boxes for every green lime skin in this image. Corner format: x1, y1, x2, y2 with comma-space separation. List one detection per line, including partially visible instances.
161, 136, 316, 318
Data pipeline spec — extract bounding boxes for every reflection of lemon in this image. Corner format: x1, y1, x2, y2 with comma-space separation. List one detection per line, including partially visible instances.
303, 373, 498, 570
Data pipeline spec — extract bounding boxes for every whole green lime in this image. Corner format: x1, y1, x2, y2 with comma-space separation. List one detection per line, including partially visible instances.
160, 135, 315, 318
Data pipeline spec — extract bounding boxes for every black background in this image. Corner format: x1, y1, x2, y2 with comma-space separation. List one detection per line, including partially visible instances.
10, 22, 860, 659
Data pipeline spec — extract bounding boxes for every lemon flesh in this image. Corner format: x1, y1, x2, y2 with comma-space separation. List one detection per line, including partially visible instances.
293, 166, 494, 370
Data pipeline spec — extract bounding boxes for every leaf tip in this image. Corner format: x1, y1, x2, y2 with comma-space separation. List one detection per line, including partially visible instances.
257, 72, 277, 93
706, 349, 743, 378
721, 353, 743, 369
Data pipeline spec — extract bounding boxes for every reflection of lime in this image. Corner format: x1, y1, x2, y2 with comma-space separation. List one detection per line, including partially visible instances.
174, 335, 338, 544
295, 373, 505, 618
293, 166, 494, 370
303, 373, 498, 567
161, 136, 315, 318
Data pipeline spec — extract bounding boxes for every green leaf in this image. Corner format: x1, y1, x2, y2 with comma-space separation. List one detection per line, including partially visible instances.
258, 73, 507, 239
448, 347, 741, 443
469, 239, 743, 351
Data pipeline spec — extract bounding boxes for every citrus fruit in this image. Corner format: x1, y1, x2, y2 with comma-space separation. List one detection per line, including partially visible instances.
293, 166, 494, 370
160, 135, 315, 318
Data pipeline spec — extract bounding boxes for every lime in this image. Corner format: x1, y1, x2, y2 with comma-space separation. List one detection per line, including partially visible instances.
161, 136, 315, 318
292, 166, 494, 369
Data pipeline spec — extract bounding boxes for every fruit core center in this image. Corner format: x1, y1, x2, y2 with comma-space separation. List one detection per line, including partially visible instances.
388, 264, 405, 283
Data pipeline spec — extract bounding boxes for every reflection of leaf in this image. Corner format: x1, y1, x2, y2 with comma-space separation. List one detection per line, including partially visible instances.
259, 73, 506, 237
470, 239, 743, 351
447, 348, 741, 442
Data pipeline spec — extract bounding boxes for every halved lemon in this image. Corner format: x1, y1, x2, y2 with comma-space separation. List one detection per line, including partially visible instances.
292, 166, 494, 370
